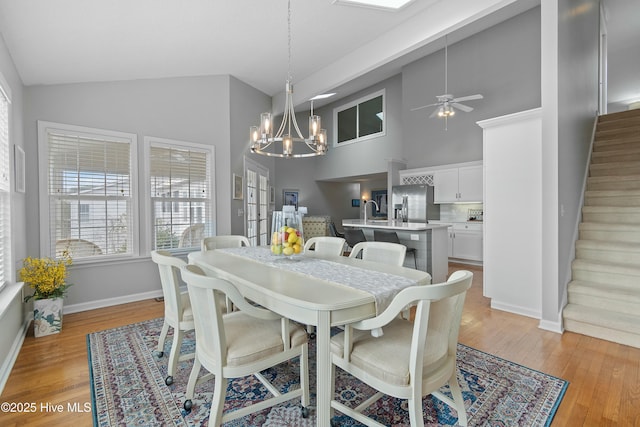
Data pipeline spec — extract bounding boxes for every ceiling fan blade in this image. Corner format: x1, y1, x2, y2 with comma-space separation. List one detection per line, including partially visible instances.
451, 94, 483, 103
451, 102, 473, 112
411, 103, 438, 111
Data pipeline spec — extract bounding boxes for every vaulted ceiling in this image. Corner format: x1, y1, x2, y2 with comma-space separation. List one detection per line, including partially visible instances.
0, 0, 637, 111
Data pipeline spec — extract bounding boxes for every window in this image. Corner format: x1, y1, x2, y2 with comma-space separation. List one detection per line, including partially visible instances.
334, 89, 385, 146
38, 121, 138, 261
146, 137, 215, 251
79, 203, 90, 219
0, 80, 10, 288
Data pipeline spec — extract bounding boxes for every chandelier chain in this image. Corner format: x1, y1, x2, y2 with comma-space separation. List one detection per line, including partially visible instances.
287, 0, 292, 82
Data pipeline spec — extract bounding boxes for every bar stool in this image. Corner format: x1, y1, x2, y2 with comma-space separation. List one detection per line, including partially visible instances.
373, 229, 417, 269
344, 228, 367, 253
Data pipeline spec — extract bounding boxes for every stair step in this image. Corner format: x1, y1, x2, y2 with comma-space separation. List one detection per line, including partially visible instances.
595, 126, 640, 142
597, 115, 640, 131
576, 239, 640, 265
591, 147, 640, 164
584, 189, 640, 207
590, 161, 640, 177
586, 175, 640, 191
566, 110, 640, 348
571, 259, 640, 289
579, 222, 640, 244
593, 138, 640, 152
568, 280, 640, 315
582, 206, 640, 224
598, 109, 640, 123
563, 304, 640, 348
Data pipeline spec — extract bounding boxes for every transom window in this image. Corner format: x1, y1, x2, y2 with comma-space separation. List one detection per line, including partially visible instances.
333, 89, 385, 146
146, 137, 215, 251
38, 121, 138, 261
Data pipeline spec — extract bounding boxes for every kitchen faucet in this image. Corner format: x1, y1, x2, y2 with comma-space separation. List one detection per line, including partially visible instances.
363, 199, 379, 222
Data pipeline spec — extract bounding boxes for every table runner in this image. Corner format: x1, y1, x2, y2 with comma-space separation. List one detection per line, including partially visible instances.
218, 246, 419, 315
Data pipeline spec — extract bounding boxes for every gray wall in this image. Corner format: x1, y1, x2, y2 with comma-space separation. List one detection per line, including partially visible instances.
314, 74, 404, 182
274, 7, 541, 228
557, 0, 600, 308
22, 74, 265, 308
229, 76, 274, 234
402, 7, 541, 168
317, 182, 361, 229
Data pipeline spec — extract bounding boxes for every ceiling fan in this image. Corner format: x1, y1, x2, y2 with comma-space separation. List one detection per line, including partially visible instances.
411, 35, 483, 124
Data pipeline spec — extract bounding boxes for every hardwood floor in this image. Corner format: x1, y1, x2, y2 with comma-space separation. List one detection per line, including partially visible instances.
1, 263, 639, 426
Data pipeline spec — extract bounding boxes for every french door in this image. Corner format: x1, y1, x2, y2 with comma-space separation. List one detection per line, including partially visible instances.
244, 158, 270, 246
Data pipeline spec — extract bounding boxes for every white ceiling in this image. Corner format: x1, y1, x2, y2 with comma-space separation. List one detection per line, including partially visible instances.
0, 0, 637, 110
0, 0, 438, 94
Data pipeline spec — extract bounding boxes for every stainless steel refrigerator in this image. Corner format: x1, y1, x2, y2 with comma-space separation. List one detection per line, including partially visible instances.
391, 184, 440, 223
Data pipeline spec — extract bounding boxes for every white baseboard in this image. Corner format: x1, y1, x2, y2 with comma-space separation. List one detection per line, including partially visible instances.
539, 319, 564, 334
490, 300, 541, 320
0, 316, 30, 396
490, 299, 564, 334
64, 289, 164, 314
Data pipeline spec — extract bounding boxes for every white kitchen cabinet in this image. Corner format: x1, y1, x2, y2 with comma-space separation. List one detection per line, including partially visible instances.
434, 165, 483, 203
447, 222, 483, 262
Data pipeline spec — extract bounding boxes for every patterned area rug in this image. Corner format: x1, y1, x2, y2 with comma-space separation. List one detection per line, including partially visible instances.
87, 318, 567, 426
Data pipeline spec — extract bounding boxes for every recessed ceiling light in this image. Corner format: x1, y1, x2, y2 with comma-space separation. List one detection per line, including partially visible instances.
332, 0, 416, 11
310, 93, 337, 101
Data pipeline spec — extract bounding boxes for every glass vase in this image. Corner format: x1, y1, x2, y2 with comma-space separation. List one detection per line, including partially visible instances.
271, 211, 305, 257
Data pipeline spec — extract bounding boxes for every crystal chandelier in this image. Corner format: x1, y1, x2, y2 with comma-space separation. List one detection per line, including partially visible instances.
249, 0, 328, 158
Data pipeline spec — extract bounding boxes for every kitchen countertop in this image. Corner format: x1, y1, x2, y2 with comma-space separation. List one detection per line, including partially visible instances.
342, 219, 450, 231
430, 220, 484, 226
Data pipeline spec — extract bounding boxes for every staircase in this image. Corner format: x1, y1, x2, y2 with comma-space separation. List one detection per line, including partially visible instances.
563, 108, 640, 348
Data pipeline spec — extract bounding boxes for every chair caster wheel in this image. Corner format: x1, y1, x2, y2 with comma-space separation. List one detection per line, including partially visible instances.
165, 376, 173, 386
301, 406, 310, 418
156, 351, 164, 358
183, 399, 192, 411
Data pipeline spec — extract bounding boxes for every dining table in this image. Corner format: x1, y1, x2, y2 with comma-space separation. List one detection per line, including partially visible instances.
187, 246, 431, 426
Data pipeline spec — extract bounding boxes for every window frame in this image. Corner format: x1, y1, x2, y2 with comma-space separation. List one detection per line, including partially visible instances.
143, 136, 216, 255
0, 72, 11, 291
37, 121, 139, 264
333, 89, 386, 147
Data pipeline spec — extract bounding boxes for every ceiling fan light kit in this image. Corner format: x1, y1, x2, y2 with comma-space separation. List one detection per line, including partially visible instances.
411, 34, 483, 127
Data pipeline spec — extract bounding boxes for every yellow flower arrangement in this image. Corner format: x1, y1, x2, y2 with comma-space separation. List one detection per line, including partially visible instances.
20, 255, 72, 302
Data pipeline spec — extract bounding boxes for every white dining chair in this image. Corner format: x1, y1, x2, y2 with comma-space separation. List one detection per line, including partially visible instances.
348, 241, 407, 266
303, 236, 346, 257
201, 235, 250, 251
330, 270, 473, 427
180, 264, 310, 425
150, 250, 195, 386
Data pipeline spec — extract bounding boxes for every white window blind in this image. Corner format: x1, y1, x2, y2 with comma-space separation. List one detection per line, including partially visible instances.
39, 122, 137, 260
0, 86, 10, 287
147, 137, 214, 250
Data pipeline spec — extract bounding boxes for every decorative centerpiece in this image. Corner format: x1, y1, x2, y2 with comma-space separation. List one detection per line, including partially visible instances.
271, 211, 304, 258
20, 254, 72, 337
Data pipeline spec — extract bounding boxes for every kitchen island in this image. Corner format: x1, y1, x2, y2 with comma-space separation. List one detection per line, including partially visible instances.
342, 219, 449, 282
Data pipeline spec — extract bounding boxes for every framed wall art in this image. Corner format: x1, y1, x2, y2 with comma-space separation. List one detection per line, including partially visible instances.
232, 173, 243, 200
14, 145, 25, 193
370, 189, 388, 217
283, 189, 299, 209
